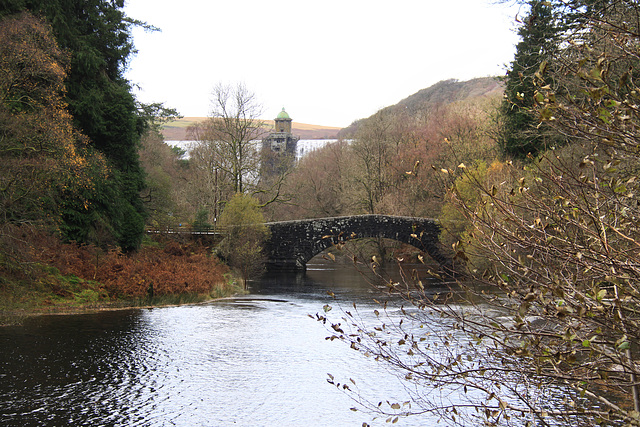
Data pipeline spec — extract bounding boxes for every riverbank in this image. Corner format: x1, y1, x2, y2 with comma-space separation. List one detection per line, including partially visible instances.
0, 289, 245, 326
0, 226, 240, 325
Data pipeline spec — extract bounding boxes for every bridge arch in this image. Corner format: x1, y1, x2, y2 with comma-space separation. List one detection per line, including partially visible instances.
264, 214, 451, 271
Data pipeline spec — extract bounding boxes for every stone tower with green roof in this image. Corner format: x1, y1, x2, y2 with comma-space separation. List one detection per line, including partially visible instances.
261, 107, 299, 156
261, 108, 300, 178
275, 107, 293, 134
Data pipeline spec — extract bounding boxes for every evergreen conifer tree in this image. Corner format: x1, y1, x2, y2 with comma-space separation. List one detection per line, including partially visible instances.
499, 0, 560, 159
1, 0, 148, 250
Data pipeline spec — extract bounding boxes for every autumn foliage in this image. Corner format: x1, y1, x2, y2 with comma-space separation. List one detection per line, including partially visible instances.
51, 242, 229, 298
0, 12, 116, 249
0, 12, 235, 311
266, 79, 501, 223
0, 224, 230, 302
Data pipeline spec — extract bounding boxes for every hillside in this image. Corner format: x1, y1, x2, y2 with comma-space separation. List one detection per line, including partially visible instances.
161, 78, 502, 141
338, 77, 503, 138
161, 117, 342, 140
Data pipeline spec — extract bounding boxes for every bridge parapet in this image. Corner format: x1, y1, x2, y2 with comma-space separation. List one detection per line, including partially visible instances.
264, 214, 450, 271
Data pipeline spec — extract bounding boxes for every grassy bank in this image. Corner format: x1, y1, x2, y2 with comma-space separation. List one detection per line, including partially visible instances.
0, 226, 241, 325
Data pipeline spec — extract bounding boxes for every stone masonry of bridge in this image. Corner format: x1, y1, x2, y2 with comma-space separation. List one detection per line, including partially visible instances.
264, 214, 451, 271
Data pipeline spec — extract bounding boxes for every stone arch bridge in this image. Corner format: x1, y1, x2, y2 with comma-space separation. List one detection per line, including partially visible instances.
264, 214, 451, 271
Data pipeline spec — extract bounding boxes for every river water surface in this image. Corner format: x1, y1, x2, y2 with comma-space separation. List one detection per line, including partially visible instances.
0, 260, 456, 426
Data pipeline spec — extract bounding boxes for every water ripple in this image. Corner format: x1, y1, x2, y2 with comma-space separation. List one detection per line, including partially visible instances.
1, 270, 448, 426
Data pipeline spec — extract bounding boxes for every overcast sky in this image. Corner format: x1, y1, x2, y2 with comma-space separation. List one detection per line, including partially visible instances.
124, 0, 522, 128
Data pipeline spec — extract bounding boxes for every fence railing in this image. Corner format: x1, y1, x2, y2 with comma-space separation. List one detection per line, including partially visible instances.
145, 226, 225, 236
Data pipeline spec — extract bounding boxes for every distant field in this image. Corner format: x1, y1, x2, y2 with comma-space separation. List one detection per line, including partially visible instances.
164, 117, 204, 128
161, 117, 342, 141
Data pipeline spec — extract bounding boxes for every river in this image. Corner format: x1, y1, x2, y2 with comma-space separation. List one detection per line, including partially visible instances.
0, 259, 457, 426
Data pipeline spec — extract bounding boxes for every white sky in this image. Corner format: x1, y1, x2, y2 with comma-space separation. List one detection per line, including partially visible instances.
124, 0, 522, 128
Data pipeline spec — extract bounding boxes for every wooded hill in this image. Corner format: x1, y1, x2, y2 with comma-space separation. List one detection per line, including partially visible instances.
338, 77, 503, 138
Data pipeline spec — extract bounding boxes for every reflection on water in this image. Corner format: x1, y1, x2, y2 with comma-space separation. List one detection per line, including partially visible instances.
1, 260, 441, 426
1, 258, 582, 426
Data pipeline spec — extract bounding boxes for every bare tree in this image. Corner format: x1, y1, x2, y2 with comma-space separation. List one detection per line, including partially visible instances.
346, 110, 400, 214
269, 140, 349, 220
185, 130, 234, 226
201, 82, 265, 195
